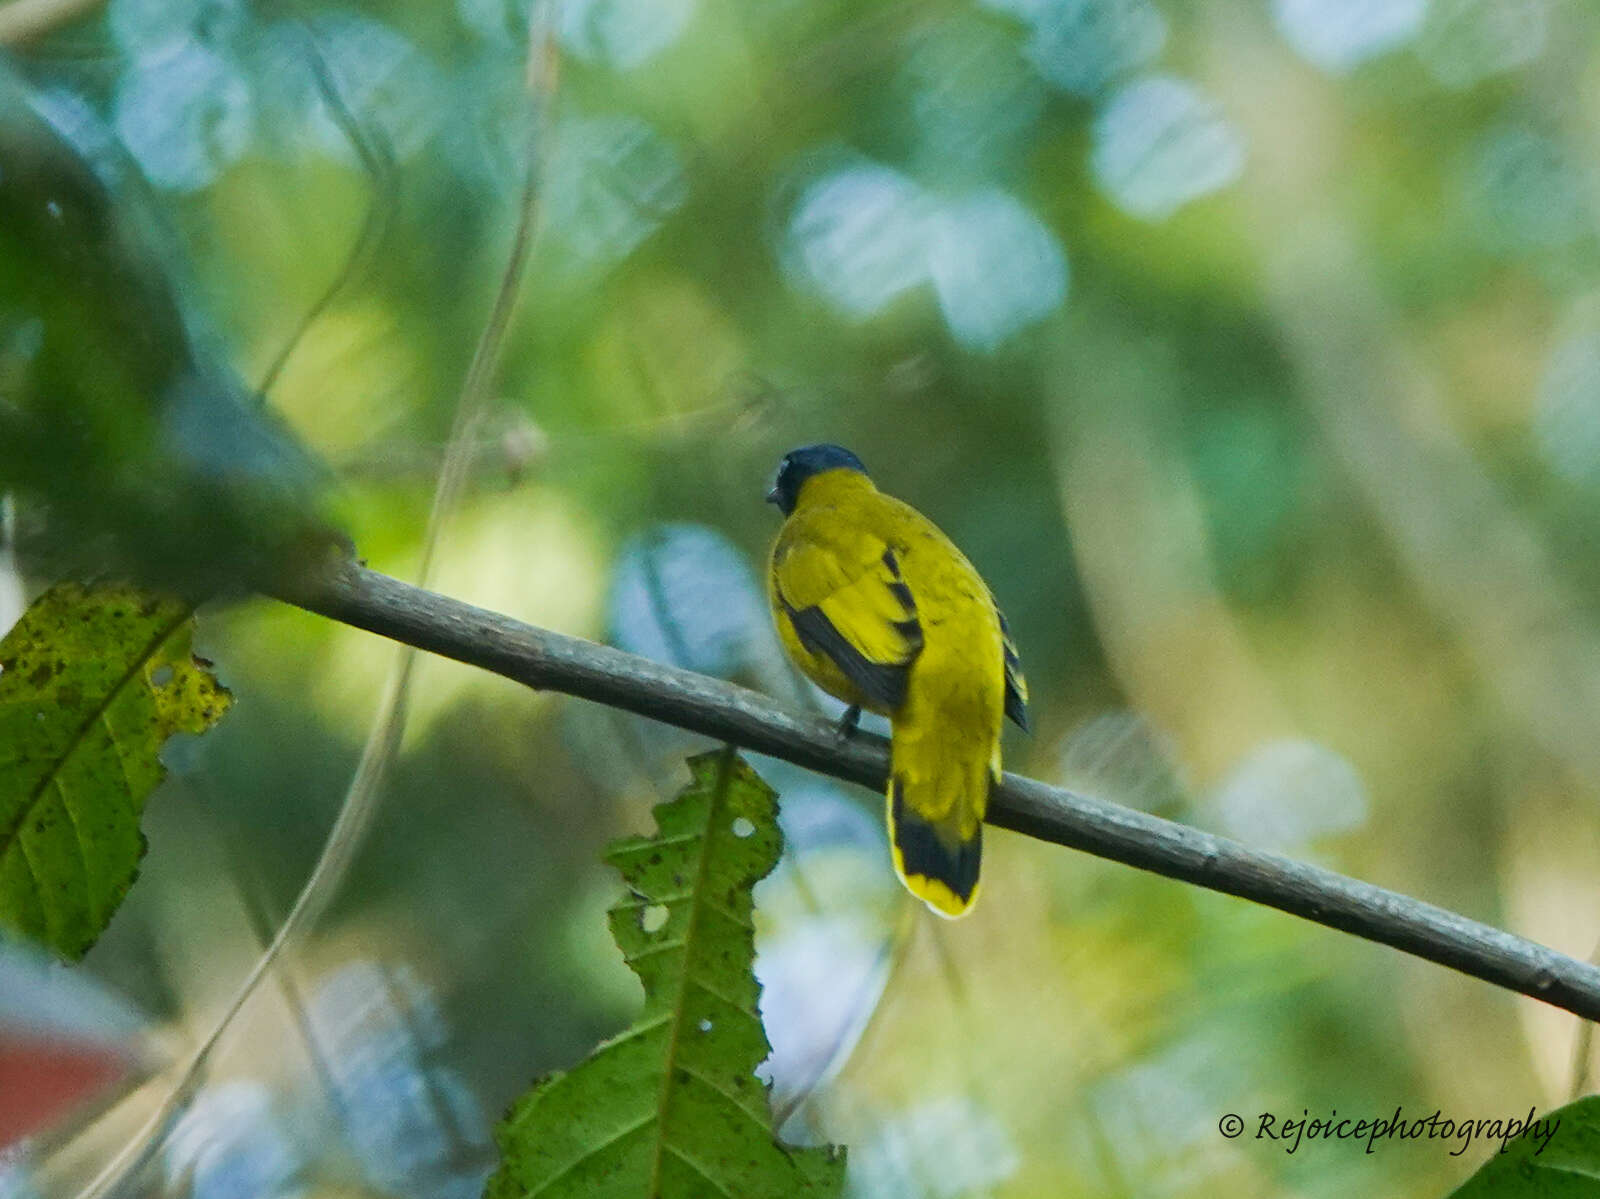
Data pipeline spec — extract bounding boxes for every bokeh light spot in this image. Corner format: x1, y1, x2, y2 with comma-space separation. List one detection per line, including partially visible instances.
248, 15, 446, 167
1091, 76, 1246, 221
163, 1081, 304, 1199
846, 1096, 1021, 1197
546, 112, 689, 270
609, 524, 768, 678
1058, 711, 1185, 812
559, 0, 698, 71
108, 0, 249, 57
983, 0, 1166, 96
1418, 0, 1548, 89
901, 18, 1046, 184
114, 39, 252, 192
1535, 325, 1600, 486
1211, 739, 1368, 850
1462, 124, 1591, 253
926, 189, 1068, 351
783, 163, 933, 319
785, 165, 1067, 347
1273, 0, 1427, 73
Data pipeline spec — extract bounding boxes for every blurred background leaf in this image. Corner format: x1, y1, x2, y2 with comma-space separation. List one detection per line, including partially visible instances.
0, 62, 330, 595
5, 0, 1600, 1194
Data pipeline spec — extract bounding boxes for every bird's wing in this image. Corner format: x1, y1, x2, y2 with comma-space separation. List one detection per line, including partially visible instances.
773, 529, 923, 709
997, 608, 1029, 732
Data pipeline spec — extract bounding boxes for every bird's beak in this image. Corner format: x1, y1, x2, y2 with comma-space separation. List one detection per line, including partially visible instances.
765, 485, 780, 505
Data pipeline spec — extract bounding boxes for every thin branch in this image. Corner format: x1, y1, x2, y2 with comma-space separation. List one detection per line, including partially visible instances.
1572, 934, 1600, 1098
275, 559, 1600, 1025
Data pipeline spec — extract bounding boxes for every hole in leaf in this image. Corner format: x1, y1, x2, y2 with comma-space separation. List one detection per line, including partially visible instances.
697, 1018, 713, 1033
151, 665, 174, 687
640, 904, 669, 933
731, 816, 755, 838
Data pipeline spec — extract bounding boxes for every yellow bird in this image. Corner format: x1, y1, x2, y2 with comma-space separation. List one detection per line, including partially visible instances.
766, 444, 1027, 917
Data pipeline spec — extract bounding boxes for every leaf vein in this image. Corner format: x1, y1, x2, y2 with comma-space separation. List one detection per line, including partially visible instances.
662, 1143, 735, 1199
0, 607, 190, 863
593, 1011, 673, 1054
611, 831, 702, 854
646, 749, 735, 1197
705, 896, 755, 931
614, 892, 693, 910
522, 1111, 655, 1198
677, 1062, 769, 1130
99, 709, 138, 811
687, 973, 752, 1014
12, 817, 48, 939
628, 938, 687, 963
53, 778, 95, 923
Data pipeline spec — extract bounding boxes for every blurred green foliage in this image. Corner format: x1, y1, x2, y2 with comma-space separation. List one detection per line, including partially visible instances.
0, 64, 331, 594
5, 0, 1600, 1195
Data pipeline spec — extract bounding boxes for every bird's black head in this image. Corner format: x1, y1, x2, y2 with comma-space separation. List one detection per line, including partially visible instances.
766, 444, 868, 515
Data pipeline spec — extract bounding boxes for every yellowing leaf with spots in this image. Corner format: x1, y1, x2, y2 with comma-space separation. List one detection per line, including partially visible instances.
487, 748, 845, 1199
0, 583, 230, 959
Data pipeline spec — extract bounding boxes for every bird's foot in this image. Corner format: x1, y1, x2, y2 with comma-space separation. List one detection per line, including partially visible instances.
834, 705, 862, 740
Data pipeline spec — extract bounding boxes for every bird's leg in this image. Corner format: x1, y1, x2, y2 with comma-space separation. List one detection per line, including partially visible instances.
834, 704, 862, 739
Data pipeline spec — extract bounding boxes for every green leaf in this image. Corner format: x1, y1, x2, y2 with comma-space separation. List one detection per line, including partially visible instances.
0, 583, 231, 959
1448, 1096, 1600, 1196
488, 748, 846, 1199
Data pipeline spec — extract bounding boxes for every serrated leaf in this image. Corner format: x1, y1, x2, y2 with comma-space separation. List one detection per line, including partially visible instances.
1448, 1097, 1599, 1196
0, 583, 231, 959
488, 748, 846, 1199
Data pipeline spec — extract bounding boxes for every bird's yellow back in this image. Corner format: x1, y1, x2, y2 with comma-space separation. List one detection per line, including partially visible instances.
768, 462, 1023, 916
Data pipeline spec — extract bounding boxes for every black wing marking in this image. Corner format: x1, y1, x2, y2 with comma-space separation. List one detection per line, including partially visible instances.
787, 603, 911, 708
783, 548, 922, 710
881, 548, 916, 610
998, 608, 1029, 732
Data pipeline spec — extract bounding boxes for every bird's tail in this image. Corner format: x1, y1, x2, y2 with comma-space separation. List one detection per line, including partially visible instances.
886, 732, 997, 918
